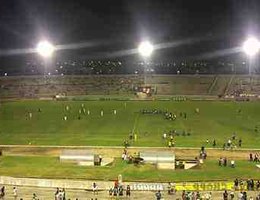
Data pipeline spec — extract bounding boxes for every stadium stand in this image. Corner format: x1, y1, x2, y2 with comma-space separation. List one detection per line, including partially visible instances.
1, 75, 260, 99
227, 75, 260, 96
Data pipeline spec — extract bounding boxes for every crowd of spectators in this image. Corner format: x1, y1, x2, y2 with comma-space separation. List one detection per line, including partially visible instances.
234, 178, 260, 191
55, 188, 66, 200
0, 184, 260, 200
108, 179, 131, 198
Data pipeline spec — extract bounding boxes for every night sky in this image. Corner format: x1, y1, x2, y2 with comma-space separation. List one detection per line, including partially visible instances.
1, 0, 260, 67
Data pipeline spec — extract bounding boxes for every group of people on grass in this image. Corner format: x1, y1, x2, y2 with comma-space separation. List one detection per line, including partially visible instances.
121, 148, 144, 165
218, 157, 235, 168
162, 131, 175, 148
140, 109, 177, 121
223, 133, 242, 150
162, 129, 193, 148
204, 132, 244, 150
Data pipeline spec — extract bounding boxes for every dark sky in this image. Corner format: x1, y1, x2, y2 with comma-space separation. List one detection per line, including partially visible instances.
1, 0, 260, 66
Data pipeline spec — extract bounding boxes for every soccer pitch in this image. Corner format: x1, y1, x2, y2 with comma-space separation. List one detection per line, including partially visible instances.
0, 100, 259, 148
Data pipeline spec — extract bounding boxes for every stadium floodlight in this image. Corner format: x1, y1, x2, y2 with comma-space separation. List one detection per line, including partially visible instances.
138, 41, 154, 57
243, 37, 260, 56
36, 41, 55, 57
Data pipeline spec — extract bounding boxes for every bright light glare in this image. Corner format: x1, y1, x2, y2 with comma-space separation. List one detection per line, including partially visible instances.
243, 37, 260, 56
138, 41, 154, 57
36, 41, 55, 57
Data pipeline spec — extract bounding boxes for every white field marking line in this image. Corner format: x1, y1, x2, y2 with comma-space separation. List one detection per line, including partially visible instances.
131, 113, 140, 134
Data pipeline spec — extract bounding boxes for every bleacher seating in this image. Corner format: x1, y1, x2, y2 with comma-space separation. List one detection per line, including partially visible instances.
1, 75, 260, 99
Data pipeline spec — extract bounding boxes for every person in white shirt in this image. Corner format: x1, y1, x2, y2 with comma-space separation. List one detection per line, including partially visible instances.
13, 187, 17, 199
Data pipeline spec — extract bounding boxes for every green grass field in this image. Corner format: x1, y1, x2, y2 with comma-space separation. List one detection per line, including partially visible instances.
0, 100, 260, 148
0, 155, 259, 182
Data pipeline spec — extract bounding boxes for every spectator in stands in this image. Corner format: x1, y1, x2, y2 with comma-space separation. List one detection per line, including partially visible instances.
181, 190, 186, 200
256, 180, 260, 190
155, 190, 162, 200
243, 191, 247, 200
108, 187, 113, 197
223, 190, 228, 200
126, 185, 131, 197
0, 186, 5, 198
57, 189, 63, 200
247, 179, 255, 191
92, 182, 98, 195
32, 193, 38, 200
230, 191, 235, 200
113, 187, 118, 196
62, 188, 66, 200
196, 191, 201, 199
118, 185, 123, 196
55, 188, 59, 200
204, 192, 212, 200
238, 192, 243, 200
114, 180, 119, 189
234, 178, 239, 190
13, 186, 17, 199
167, 182, 175, 195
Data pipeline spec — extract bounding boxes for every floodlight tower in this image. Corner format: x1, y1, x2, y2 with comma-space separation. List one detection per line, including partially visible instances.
243, 37, 260, 75
138, 41, 154, 85
36, 40, 55, 76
